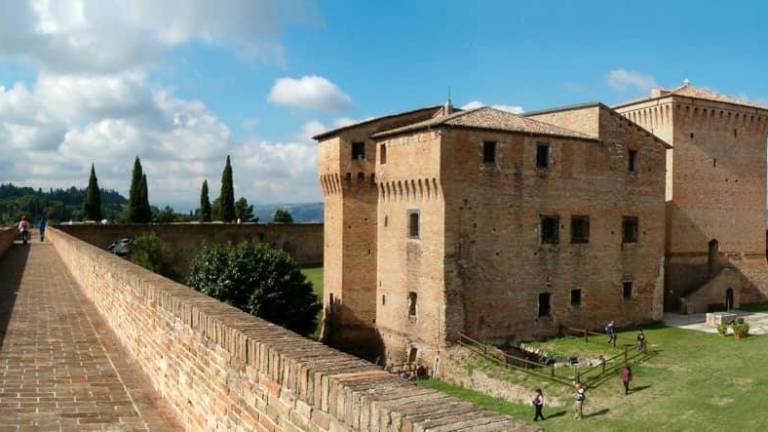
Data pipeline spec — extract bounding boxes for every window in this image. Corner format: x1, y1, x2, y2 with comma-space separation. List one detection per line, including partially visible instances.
483, 141, 497, 163
382, 294, 386, 306
622, 216, 639, 244
408, 211, 420, 239
384, 215, 388, 227
540, 215, 559, 244
538, 292, 551, 317
571, 215, 589, 244
380, 144, 387, 164
623, 281, 633, 299
628, 150, 637, 172
408, 292, 417, 317
571, 289, 582, 306
536, 143, 549, 168
352, 141, 365, 160
408, 347, 418, 363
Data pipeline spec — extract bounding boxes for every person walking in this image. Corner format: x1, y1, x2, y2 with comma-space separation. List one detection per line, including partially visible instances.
532, 388, 545, 422
605, 321, 617, 346
621, 363, 633, 395
573, 383, 586, 419
37, 218, 47, 242
18, 216, 30, 245
636, 330, 646, 352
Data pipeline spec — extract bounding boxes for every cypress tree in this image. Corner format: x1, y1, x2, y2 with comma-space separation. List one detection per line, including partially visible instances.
219, 155, 236, 222
200, 180, 212, 222
127, 156, 144, 223
83, 164, 103, 221
137, 174, 151, 223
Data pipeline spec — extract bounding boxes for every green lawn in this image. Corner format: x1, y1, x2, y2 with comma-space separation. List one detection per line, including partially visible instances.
300, 265, 323, 339
425, 326, 768, 431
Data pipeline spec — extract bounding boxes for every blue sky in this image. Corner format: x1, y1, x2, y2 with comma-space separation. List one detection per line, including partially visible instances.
0, 0, 766, 209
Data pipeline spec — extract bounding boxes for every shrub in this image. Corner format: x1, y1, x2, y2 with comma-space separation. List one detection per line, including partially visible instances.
186, 241, 321, 336
716, 323, 729, 336
731, 322, 750, 339
129, 232, 173, 278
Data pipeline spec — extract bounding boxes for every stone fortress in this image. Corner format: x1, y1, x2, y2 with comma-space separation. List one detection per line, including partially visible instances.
315, 81, 768, 372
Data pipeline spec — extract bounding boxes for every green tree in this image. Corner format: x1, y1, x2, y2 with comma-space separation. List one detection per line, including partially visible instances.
218, 155, 236, 222
129, 232, 173, 277
82, 164, 103, 221
199, 180, 212, 222
153, 205, 177, 223
235, 197, 255, 222
126, 157, 144, 223
186, 242, 321, 336
273, 208, 293, 224
136, 174, 152, 223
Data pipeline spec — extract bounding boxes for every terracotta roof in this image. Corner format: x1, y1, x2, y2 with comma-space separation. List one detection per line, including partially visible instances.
312, 105, 443, 140
372, 107, 596, 140
615, 83, 768, 111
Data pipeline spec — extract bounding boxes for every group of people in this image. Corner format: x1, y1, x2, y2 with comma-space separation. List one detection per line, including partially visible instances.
606, 320, 648, 353
16, 216, 46, 245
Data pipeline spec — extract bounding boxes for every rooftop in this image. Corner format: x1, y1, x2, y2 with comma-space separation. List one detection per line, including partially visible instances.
615, 80, 768, 111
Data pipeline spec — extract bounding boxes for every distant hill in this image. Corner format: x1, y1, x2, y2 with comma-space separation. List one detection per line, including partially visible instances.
252, 202, 323, 223
0, 183, 127, 224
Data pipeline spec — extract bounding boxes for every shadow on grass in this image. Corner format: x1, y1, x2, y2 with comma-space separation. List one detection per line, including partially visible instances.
545, 410, 566, 419
629, 384, 652, 393
585, 408, 609, 418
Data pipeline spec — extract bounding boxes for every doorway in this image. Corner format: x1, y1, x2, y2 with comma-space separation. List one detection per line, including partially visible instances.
725, 288, 734, 311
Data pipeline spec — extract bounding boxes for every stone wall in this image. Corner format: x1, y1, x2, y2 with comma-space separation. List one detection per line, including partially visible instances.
47, 227, 526, 432
55, 223, 323, 278
0, 227, 16, 257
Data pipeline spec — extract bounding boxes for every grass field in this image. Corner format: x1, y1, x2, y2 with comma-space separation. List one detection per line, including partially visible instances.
300, 265, 323, 339
421, 325, 768, 431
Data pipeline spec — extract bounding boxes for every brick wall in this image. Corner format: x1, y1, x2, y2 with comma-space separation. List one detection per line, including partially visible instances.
47, 227, 527, 432
55, 223, 323, 279
0, 227, 15, 257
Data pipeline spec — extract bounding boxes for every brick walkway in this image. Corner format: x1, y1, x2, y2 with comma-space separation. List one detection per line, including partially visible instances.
0, 241, 180, 431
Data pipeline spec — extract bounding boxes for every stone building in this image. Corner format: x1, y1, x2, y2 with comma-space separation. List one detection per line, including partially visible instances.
316, 101, 668, 367
615, 82, 768, 313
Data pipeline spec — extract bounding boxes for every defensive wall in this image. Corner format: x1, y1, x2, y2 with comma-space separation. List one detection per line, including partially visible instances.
55, 223, 323, 278
46, 226, 527, 432
0, 227, 15, 257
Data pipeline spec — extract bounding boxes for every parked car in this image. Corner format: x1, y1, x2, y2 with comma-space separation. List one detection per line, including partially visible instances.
107, 238, 132, 256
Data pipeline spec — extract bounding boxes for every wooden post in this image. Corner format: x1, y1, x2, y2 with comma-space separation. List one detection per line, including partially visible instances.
601, 358, 606, 374
575, 370, 580, 384
550, 365, 555, 378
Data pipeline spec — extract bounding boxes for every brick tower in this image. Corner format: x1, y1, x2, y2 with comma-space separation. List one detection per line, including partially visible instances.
615, 82, 768, 311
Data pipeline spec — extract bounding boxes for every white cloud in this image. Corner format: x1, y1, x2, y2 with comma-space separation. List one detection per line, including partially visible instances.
461, 100, 525, 114
607, 69, 658, 93
268, 75, 351, 112
0, 0, 319, 72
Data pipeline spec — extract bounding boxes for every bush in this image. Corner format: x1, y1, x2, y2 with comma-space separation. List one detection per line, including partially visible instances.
716, 323, 729, 336
186, 241, 321, 336
129, 232, 173, 278
732, 322, 750, 338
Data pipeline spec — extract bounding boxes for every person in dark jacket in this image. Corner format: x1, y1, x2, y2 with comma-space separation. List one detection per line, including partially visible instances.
532, 388, 545, 421
38, 218, 47, 242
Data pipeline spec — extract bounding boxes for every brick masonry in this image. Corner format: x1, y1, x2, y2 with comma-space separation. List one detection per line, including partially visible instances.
0, 227, 16, 257
56, 223, 323, 279
47, 227, 530, 431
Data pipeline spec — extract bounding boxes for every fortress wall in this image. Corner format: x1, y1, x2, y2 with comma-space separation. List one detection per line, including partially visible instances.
55, 223, 323, 278
0, 227, 16, 257
47, 227, 525, 432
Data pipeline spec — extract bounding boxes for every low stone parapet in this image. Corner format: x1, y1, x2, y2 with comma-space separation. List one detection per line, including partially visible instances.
47, 227, 527, 432
0, 227, 16, 257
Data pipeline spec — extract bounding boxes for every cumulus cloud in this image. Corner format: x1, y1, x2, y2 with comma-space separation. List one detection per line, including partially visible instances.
0, 0, 320, 72
461, 100, 525, 114
607, 69, 658, 93
268, 75, 351, 112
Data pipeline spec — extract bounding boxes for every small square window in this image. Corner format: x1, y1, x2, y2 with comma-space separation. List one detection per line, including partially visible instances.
540, 215, 559, 244
536, 144, 549, 169
352, 142, 365, 160
571, 289, 582, 306
380, 144, 387, 164
622, 216, 639, 243
538, 292, 552, 317
628, 150, 637, 172
571, 215, 589, 244
623, 281, 633, 299
483, 141, 497, 164
408, 211, 420, 239
408, 292, 417, 317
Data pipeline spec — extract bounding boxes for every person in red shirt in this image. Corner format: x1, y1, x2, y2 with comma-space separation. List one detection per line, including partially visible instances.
621, 363, 633, 395
18, 216, 30, 245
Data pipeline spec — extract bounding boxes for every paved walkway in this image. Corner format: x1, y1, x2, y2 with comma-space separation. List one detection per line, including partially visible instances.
0, 241, 180, 431
664, 311, 768, 335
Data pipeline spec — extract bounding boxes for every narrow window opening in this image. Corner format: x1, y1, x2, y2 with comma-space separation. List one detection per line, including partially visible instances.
408, 211, 420, 239
571, 289, 582, 307
382, 294, 386, 306
628, 150, 637, 172
408, 347, 418, 363
352, 141, 365, 160
571, 215, 590, 244
622, 216, 639, 244
408, 292, 417, 317
384, 215, 388, 227
690, 133, 694, 139
733, 128, 738, 137
538, 292, 552, 317
623, 281, 633, 299
540, 215, 559, 244
380, 144, 387, 164
713, 158, 717, 168
483, 141, 497, 164
536, 144, 550, 168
